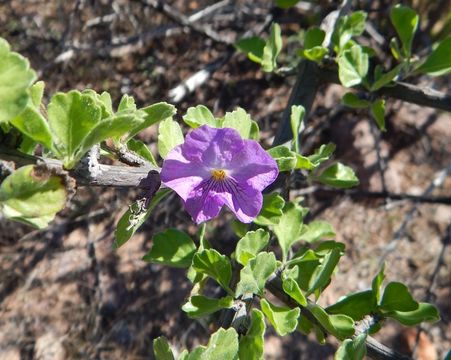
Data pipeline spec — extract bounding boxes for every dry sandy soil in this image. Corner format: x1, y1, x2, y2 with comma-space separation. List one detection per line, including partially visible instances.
0, 1, 450, 359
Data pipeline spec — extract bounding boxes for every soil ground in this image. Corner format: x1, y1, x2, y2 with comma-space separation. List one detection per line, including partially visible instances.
0, 1, 449, 359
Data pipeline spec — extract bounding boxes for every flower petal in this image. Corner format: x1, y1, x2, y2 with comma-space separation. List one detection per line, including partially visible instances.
219, 181, 263, 223
184, 179, 225, 224
230, 140, 279, 191
182, 125, 244, 168
160, 146, 209, 201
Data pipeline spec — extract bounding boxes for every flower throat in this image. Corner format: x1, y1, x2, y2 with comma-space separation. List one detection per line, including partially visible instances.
211, 169, 226, 181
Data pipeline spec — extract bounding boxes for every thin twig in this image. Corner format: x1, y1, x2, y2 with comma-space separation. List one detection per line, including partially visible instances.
265, 273, 411, 360
140, 0, 233, 45
317, 67, 451, 112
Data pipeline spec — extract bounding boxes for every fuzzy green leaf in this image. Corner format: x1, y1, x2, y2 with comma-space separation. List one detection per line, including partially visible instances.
0, 38, 36, 123
316, 163, 359, 189
390, 5, 418, 57
0, 165, 67, 228
417, 37, 451, 76
114, 189, 170, 248
338, 45, 369, 87
222, 107, 259, 140
254, 193, 285, 226
380, 282, 419, 312
192, 249, 232, 291
236, 252, 277, 297
262, 23, 282, 72
386, 302, 440, 326
182, 295, 234, 318
239, 309, 265, 360
273, 201, 307, 262
153, 337, 175, 360
341, 93, 370, 109
183, 105, 217, 129
235, 229, 270, 266
143, 228, 196, 268
260, 299, 300, 336
158, 118, 184, 158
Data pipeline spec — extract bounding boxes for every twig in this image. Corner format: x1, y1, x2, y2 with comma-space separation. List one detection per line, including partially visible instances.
168, 11, 274, 103
317, 67, 451, 112
140, 0, 233, 45
273, 0, 352, 147
265, 274, 411, 360
292, 186, 451, 205
0, 147, 158, 188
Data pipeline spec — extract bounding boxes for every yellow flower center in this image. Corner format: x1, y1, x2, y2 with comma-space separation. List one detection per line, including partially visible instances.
211, 169, 226, 181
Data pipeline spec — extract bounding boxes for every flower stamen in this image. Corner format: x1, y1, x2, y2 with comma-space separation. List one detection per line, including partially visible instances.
211, 169, 226, 181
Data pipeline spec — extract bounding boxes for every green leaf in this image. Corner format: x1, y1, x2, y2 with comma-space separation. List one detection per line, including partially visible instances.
236, 252, 277, 297
47, 90, 102, 166
0, 165, 67, 228
118, 94, 136, 112
262, 23, 282, 72
235, 36, 265, 64
390, 5, 419, 58
192, 249, 232, 292
338, 45, 369, 87
157, 118, 184, 159
143, 228, 196, 268
275, 0, 300, 8
260, 299, 300, 336
380, 282, 418, 312
254, 193, 285, 226
268, 145, 297, 172
300, 46, 328, 62
9, 104, 54, 150
304, 28, 325, 49
371, 263, 385, 303
153, 336, 175, 360
308, 248, 341, 295
199, 328, 238, 360
222, 107, 259, 140
341, 93, 370, 109
390, 38, 402, 61
128, 102, 176, 139
308, 143, 336, 167
370, 99, 386, 131
316, 163, 359, 189
332, 11, 367, 51
386, 302, 440, 326
307, 303, 355, 340
0, 37, 36, 123
335, 333, 367, 360
114, 189, 170, 248
126, 138, 158, 167
235, 229, 270, 266
290, 105, 305, 153
239, 309, 265, 360
29, 81, 44, 107
300, 221, 336, 243
282, 276, 307, 306
326, 290, 377, 321
182, 105, 217, 129
75, 112, 144, 166
370, 64, 403, 91
417, 37, 451, 76
273, 201, 307, 262
182, 295, 233, 318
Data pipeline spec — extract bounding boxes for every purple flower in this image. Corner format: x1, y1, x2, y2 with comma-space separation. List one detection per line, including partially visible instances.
160, 125, 278, 224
